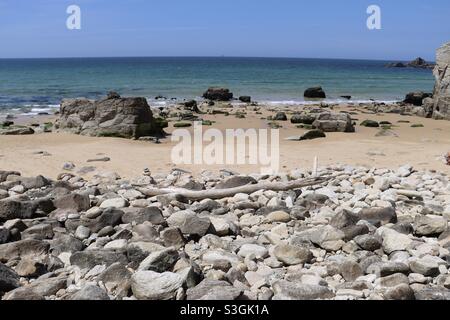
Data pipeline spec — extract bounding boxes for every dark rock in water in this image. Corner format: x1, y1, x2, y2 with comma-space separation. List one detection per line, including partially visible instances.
340, 95, 352, 100
107, 91, 121, 99
312, 112, 355, 132
304, 87, 326, 99
360, 119, 380, 127
70, 284, 110, 300
0, 262, 20, 293
291, 113, 317, 125
2, 121, 14, 127
407, 57, 434, 69
404, 91, 432, 106
56, 93, 163, 139
202, 87, 233, 101
386, 62, 407, 68
70, 249, 128, 269
215, 176, 257, 189
273, 112, 287, 121
299, 129, 326, 141
239, 96, 251, 103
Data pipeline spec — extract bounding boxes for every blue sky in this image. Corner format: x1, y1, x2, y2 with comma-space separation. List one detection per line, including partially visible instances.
0, 0, 449, 60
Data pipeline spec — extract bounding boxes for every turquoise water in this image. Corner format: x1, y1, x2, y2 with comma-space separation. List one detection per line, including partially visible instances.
0, 57, 434, 114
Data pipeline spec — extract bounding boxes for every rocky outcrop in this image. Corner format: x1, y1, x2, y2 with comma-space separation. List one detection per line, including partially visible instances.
304, 87, 326, 99
432, 42, 450, 120
387, 57, 434, 69
312, 112, 355, 132
55, 92, 162, 139
404, 92, 432, 106
202, 88, 233, 101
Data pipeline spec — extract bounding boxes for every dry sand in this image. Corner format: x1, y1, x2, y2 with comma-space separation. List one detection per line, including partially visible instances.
1, 105, 450, 179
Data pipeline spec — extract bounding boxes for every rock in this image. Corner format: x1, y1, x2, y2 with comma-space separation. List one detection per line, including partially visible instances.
186, 279, 242, 300
414, 215, 447, 236
309, 225, 345, 251
138, 248, 179, 272
100, 198, 128, 208
304, 87, 326, 99
161, 227, 186, 248
272, 281, 334, 300
15, 258, 47, 277
291, 113, 317, 125
431, 42, 450, 120
273, 112, 287, 121
4, 276, 67, 300
0, 127, 34, 135
0, 228, 11, 244
273, 244, 312, 265
0, 200, 39, 221
358, 207, 397, 226
56, 94, 162, 139
235, 244, 267, 260
74, 225, 91, 240
354, 234, 382, 251
80, 208, 124, 233
53, 193, 90, 212
131, 271, 184, 300
415, 287, 450, 300
409, 257, 440, 276
70, 285, 110, 300
312, 112, 355, 133
121, 207, 164, 225
0, 262, 20, 293
184, 100, 200, 113
215, 176, 257, 189
22, 223, 54, 240
330, 209, 360, 229
384, 284, 415, 300
340, 260, 364, 282
202, 87, 233, 101
70, 249, 128, 269
166, 210, 211, 237
265, 211, 291, 223
407, 57, 434, 69
0, 239, 49, 261
380, 228, 413, 254
360, 120, 380, 127
404, 92, 432, 106
239, 96, 251, 103
376, 273, 409, 287
299, 129, 326, 140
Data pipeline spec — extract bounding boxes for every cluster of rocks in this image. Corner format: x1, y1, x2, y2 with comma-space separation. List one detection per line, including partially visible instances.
387, 57, 435, 70
1, 164, 450, 300
55, 92, 164, 139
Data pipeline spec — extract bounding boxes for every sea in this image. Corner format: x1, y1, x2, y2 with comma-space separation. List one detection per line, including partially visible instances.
0, 57, 435, 115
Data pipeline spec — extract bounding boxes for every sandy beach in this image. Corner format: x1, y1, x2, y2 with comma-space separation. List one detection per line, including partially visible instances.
1, 103, 449, 179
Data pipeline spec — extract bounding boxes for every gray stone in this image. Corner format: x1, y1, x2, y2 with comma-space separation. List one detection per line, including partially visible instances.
131, 271, 184, 300
186, 279, 242, 300
70, 285, 110, 300
272, 281, 335, 300
273, 244, 313, 265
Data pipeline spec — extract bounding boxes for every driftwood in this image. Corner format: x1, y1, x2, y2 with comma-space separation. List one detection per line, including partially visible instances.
138, 176, 330, 201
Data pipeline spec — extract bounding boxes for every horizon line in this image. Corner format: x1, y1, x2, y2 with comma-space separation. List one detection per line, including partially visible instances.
0, 55, 435, 63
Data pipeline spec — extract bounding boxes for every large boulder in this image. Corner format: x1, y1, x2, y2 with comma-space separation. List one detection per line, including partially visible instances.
432, 42, 450, 120
404, 92, 432, 106
202, 87, 233, 101
56, 93, 162, 139
312, 113, 355, 133
304, 87, 326, 99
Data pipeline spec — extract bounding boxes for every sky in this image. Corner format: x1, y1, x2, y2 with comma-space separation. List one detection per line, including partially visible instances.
0, 0, 449, 60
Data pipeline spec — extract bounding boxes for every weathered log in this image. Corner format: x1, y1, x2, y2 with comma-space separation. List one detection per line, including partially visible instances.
137, 176, 329, 201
